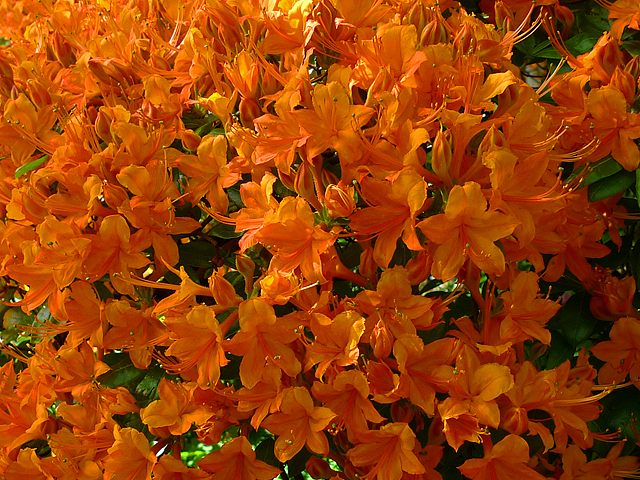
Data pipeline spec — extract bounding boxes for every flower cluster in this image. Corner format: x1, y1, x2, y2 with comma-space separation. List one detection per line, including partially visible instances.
0, 0, 640, 478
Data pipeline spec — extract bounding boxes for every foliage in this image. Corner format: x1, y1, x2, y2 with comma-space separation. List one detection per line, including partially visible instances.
0, 0, 640, 478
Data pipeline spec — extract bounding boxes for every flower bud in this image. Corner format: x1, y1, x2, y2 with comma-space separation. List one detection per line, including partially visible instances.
453, 23, 475, 56
239, 98, 262, 128
554, 5, 575, 39
95, 111, 114, 143
494, 1, 515, 33
593, 36, 625, 85
87, 59, 113, 85
492, 83, 520, 118
325, 183, 355, 218
181, 129, 202, 152
431, 129, 453, 188
294, 162, 321, 210
102, 183, 128, 210
235, 255, 255, 293
321, 167, 339, 189
260, 270, 299, 304
371, 320, 393, 358
278, 170, 296, 191
0, 57, 12, 78
405, 251, 432, 285
261, 70, 280, 97
407, 1, 430, 32
477, 124, 506, 159
420, 18, 449, 47
150, 53, 172, 72
501, 406, 528, 435
305, 458, 335, 479
52, 32, 73, 67
391, 403, 414, 423
359, 245, 378, 287
625, 56, 640, 82
209, 270, 240, 307
26, 79, 51, 110
610, 67, 636, 105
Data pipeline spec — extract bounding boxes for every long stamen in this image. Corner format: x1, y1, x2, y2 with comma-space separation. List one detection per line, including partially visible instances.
504, 7, 542, 47
537, 58, 567, 98
551, 136, 600, 162
591, 428, 622, 442
553, 386, 612, 406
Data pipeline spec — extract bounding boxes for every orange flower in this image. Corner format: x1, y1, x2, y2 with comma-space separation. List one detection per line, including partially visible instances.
304, 310, 365, 379
3, 448, 48, 479
103, 300, 166, 369
255, 196, 337, 283
494, 271, 560, 346
438, 346, 514, 451
587, 84, 640, 171
231, 172, 280, 251
225, 298, 301, 389
418, 181, 519, 280
163, 305, 229, 388
236, 364, 285, 430
294, 82, 374, 164
177, 134, 241, 211
590, 316, 640, 387
311, 370, 385, 442
346, 422, 425, 480
393, 335, 461, 417
261, 386, 336, 462
605, 0, 640, 39
53, 342, 110, 400
355, 266, 442, 340
197, 436, 281, 480
153, 455, 210, 480
500, 359, 604, 453
83, 214, 150, 294
349, 169, 428, 269
140, 379, 211, 437
103, 426, 157, 480
458, 435, 546, 480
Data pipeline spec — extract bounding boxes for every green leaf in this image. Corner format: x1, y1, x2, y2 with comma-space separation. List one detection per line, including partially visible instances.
220, 354, 241, 380
554, 292, 598, 347
594, 233, 633, 270
534, 33, 599, 59
179, 242, 218, 268
194, 123, 213, 136
622, 40, 640, 57
337, 241, 362, 270
588, 169, 635, 202
596, 387, 640, 452
98, 358, 146, 388
631, 241, 640, 291
135, 364, 165, 396
15, 155, 49, 178
542, 331, 575, 370
531, 40, 552, 57
209, 221, 243, 239
514, 34, 536, 55
228, 185, 244, 209
255, 437, 279, 468
94, 281, 114, 300
636, 169, 640, 210
0, 328, 23, 345
632, 94, 640, 114
566, 156, 622, 188
3, 308, 36, 329
286, 446, 313, 478
575, 9, 611, 36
